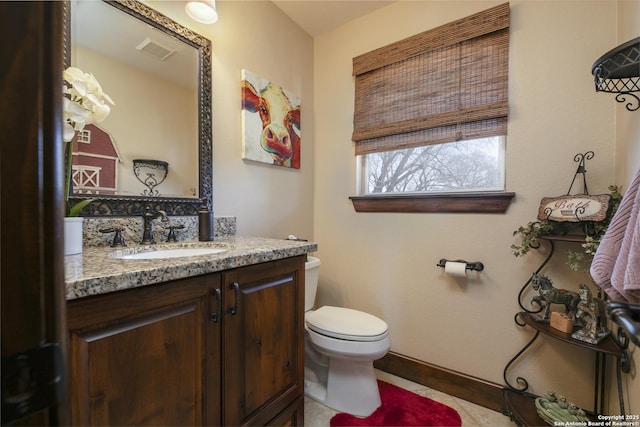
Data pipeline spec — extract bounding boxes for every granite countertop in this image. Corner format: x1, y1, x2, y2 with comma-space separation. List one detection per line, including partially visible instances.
65, 236, 317, 301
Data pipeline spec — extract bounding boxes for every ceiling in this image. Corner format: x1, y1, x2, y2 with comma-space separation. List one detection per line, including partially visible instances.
271, 1, 395, 37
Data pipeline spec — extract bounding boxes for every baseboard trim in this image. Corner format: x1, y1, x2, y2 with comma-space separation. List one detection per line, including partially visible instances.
374, 351, 506, 413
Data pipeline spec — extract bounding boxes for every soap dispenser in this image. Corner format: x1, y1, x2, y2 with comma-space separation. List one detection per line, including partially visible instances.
198, 199, 214, 241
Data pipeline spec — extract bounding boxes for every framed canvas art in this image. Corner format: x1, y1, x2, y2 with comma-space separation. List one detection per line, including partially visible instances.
241, 69, 301, 169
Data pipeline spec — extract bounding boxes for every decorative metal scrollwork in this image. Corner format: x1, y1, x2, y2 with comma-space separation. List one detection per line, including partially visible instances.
516, 240, 555, 313
567, 151, 594, 195
133, 159, 169, 196
503, 313, 539, 392
607, 300, 639, 378
614, 92, 640, 111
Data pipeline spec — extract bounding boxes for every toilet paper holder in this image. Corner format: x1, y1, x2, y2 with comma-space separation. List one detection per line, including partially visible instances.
437, 259, 484, 272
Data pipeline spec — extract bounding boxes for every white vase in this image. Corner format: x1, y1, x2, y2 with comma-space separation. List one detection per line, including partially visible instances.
64, 217, 84, 255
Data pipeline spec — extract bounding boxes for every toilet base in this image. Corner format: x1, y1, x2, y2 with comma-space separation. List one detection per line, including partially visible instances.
305, 357, 381, 417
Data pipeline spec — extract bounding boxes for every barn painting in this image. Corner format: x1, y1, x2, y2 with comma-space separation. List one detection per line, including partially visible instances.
241, 70, 301, 169
72, 123, 121, 194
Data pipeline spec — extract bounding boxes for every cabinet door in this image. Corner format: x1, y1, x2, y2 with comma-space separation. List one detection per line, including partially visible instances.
266, 396, 304, 427
67, 274, 221, 426
223, 256, 305, 426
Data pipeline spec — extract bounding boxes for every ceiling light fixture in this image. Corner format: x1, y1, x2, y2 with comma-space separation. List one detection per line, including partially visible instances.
185, 0, 218, 24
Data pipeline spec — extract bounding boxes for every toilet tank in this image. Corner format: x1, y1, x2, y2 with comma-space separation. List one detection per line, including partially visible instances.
304, 256, 321, 312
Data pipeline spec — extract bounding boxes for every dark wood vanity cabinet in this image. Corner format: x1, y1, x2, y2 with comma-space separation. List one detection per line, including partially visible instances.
223, 257, 305, 426
67, 273, 220, 426
67, 255, 305, 426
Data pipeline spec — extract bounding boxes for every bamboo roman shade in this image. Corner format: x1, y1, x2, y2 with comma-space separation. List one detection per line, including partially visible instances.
352, 3, 510, 156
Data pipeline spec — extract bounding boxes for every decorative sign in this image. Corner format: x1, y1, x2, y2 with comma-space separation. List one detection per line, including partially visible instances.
537, 194, 611, 222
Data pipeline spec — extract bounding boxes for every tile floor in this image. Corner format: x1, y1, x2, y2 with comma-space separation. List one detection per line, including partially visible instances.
303, 369, 517, 427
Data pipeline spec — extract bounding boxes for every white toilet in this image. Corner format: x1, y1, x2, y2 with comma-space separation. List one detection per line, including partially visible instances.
304, 256, 390, 417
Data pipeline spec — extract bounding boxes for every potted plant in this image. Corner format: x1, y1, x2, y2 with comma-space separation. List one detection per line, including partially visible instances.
63, 66, 114, 254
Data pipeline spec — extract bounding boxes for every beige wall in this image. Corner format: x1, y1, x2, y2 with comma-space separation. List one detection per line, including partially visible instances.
147, 0, 316, 239
314, 0, 631, 413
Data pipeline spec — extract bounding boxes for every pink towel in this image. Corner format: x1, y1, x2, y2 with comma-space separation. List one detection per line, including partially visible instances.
591, 167, 640, 303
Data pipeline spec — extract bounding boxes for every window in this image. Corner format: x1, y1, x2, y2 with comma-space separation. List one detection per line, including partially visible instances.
350, 3, 514, 213
361, 137, 505, 194
77, 129, 91, 144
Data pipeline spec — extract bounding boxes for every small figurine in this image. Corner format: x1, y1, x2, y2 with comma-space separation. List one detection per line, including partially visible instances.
572, 284, 608, 344
531, 274, 580, 322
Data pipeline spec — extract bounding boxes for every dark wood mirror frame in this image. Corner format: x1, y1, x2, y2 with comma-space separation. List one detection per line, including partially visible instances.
63, 0, 212, 216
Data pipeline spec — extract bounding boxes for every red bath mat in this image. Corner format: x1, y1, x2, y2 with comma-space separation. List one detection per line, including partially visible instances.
330, 380, 462, 427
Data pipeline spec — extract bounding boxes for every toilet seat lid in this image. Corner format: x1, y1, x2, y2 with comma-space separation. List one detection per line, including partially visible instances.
306, 306, 388, 342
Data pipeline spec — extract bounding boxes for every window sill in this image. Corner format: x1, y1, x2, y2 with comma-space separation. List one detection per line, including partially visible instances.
349, 192, 515, 213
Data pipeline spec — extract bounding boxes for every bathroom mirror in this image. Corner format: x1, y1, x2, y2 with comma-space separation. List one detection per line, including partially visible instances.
64, 0, 212, 215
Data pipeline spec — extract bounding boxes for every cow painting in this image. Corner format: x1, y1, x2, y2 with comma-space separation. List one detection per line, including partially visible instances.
241, 70, 301, 169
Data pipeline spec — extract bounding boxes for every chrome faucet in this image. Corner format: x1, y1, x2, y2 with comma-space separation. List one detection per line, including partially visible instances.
141, 206, 168, 244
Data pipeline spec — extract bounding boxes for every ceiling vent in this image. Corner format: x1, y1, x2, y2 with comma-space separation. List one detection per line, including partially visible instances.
136, 37, 175, 61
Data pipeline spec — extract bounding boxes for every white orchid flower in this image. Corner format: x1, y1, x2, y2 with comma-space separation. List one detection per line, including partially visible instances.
84, 93, 112, 122
63, 121, 76, 143
62, 66, 115, 141
89, 101, 111, 123
63, 66, 85, 82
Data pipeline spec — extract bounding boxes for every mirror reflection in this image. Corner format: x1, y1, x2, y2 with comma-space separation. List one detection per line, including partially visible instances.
70, 0, 199, 198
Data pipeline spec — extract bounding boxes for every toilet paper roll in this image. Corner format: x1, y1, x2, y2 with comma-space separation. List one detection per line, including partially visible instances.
444, 261, 467, 277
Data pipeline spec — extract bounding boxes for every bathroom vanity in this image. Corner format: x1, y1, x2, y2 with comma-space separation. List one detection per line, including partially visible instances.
60, 0, 316, 423
65, 236, 316, 426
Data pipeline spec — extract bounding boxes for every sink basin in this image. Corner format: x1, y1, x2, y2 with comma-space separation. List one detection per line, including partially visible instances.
111, 247, 228, 260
